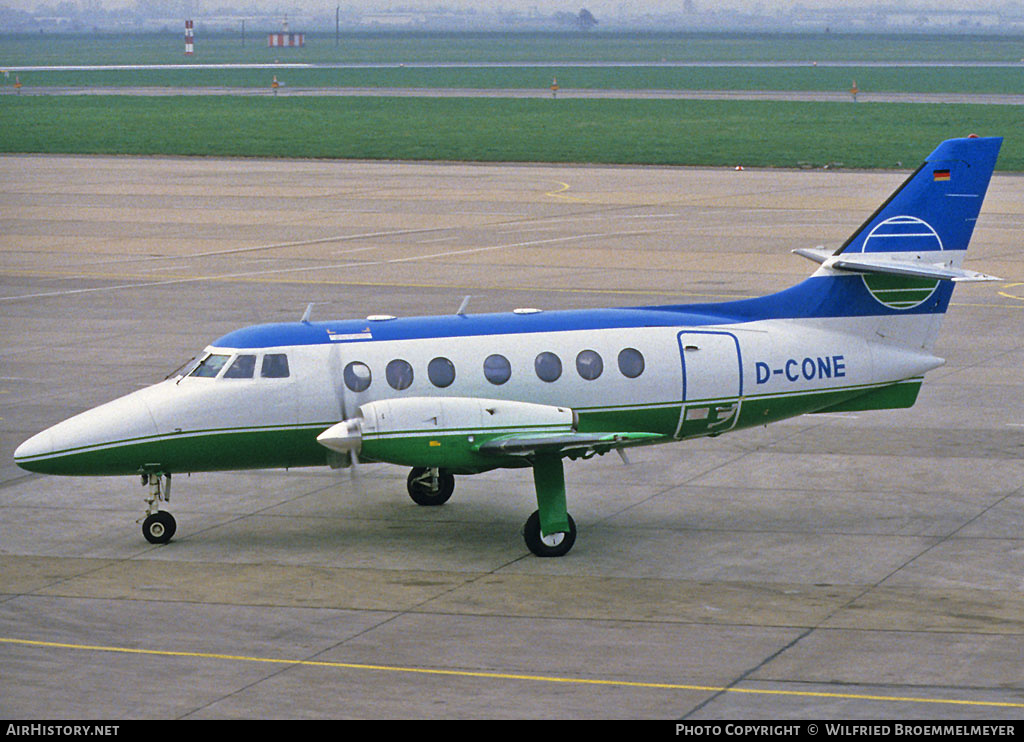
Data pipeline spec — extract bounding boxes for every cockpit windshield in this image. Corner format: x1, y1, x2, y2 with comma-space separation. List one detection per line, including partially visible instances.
167, 351, 289, 381
223, 354, 256, 379
189, 354, 230, 378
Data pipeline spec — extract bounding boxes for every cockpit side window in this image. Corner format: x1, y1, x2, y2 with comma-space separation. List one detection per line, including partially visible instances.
261, 353, 290, 378
223, 354, 256, 379
190, 354, 230, 378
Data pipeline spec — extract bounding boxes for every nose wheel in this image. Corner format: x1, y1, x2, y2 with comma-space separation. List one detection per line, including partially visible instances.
139, 471, 175, 544
407, 467, 455, 506
142, 510, 177, 544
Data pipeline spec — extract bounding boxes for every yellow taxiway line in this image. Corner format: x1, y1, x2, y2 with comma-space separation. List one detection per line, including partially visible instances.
2, 636, 1021, 710
997, 282, 1024, 302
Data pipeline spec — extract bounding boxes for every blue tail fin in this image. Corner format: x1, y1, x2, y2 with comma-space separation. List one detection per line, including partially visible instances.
674, 136, 1002, 351
836, 135, 1001, 260
791, 135, 1002, 349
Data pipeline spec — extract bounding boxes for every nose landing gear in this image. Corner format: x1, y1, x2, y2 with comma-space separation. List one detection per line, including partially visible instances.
139, 471, 176, 544
406, 467, 455, 506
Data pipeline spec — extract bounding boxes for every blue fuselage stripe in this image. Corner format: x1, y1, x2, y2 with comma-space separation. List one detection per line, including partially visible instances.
212, 276, 954, 350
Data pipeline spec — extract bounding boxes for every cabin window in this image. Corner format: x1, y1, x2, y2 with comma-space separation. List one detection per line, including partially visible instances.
343, 362, 372, 392
261, 353, 290, 378
483, 354, 511, 385
190, 354, 230, 378
386, 359, 414, 390
223, 354, 256, 379
428, 357, 456, 388
534, 352, 562, 383
618, 348, 645, 379
575, 350, 603, 381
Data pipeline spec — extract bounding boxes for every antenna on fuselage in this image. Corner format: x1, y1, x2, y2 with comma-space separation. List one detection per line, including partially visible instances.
301, 303, 316, 323
456, 295, 472, 316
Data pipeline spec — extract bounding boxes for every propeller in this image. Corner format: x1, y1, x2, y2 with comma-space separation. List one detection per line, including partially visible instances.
319, 416, 370, 496
319, 362, 369, 494
317, 418, 363, 458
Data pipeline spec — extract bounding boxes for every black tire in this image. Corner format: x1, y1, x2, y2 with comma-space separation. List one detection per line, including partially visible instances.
523, 510, 576, 557
142, 511, 176, 544
406, 467, 455, 506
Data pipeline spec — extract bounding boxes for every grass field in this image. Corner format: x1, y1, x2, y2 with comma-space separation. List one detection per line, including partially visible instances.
5, 64, 1024, 96
2, 32, 1020, 170
2, 95, 1020, 170
4, 31, 1024, 95
3, 31, 1024, 65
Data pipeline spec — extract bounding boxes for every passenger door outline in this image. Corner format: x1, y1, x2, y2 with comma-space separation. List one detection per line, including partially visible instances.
675, 330, 743, 438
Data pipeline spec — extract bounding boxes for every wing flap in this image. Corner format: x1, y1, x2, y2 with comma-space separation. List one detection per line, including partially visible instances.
477, 431, 665, 458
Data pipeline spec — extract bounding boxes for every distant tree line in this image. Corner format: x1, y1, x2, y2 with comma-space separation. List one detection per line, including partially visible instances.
554, 8, 598, 31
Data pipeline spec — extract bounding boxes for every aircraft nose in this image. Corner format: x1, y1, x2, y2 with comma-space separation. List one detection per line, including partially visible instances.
13, 387, 162, 476
13, 429, 54, 470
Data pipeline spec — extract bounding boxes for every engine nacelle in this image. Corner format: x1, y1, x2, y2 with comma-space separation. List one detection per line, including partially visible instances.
317, 396, 575, 470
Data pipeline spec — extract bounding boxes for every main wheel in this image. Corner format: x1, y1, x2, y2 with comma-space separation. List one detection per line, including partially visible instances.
406, 467, 455, 506
142, 511, 176, 544
523, 510, 576, 557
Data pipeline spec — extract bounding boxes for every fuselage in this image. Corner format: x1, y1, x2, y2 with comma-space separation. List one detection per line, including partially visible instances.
13, 292, 942, 478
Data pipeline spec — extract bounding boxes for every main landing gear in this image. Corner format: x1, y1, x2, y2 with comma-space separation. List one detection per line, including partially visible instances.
524, 453, 576, 558
140, 471, 176, 544
523, 510, 577, 558
405, 458, 578, 558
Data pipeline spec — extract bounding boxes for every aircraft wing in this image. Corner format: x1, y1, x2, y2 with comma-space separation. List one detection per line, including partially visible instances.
476, 431, 666, 459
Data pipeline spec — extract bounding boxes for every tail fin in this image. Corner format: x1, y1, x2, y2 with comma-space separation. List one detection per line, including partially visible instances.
835, 135, 1001, 261
788, 135, 1002, 350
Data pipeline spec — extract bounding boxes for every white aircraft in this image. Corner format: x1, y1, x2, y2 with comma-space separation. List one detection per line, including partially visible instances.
14, 136, 1003, 556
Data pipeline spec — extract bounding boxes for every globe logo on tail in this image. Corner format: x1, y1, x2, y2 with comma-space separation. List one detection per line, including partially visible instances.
859, 215, 942, 310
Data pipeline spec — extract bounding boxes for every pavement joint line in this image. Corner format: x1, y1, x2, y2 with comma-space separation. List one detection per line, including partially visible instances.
0, 230, 646, 302
2, 267, 1021, 308
1, 636, 1021, 709
0, 268, 739, 302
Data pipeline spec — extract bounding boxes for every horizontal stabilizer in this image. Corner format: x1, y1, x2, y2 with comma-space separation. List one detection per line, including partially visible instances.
793, 247, 1001, 282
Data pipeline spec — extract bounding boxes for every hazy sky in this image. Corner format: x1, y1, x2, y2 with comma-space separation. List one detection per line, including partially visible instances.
4, 1, 1007, 11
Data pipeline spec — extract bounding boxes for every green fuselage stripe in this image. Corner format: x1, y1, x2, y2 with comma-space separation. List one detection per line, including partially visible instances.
17, 379, 920, 476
